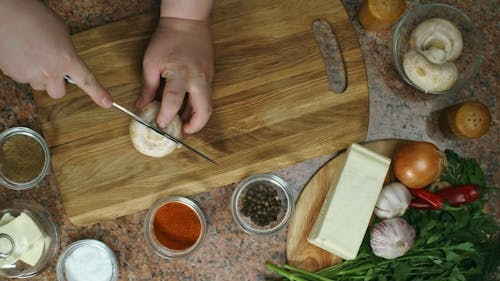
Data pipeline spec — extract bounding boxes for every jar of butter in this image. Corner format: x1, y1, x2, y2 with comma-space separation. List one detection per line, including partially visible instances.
0, 199, 59, 279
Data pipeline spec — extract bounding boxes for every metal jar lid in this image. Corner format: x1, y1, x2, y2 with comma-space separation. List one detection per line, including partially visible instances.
56, 239, 119, 281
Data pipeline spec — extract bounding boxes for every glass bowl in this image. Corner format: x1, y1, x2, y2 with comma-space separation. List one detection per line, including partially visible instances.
0, 199, 59, 279
143, 196, 207, 260
392, 3, 482, 94
231, 174, 294, 236
0, 127, 51, 190
56, 239, 119, 281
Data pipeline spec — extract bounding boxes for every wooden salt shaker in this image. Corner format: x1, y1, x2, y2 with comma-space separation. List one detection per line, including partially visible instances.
359, 0, 405, 32
440, 101, 492, 139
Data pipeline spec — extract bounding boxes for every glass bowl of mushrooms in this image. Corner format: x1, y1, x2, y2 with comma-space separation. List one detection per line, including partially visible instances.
392, 3, 482, 94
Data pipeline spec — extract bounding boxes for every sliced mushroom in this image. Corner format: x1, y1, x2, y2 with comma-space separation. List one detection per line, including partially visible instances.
129, 101, 182, 158
403, 49, 458, 93
410, 18, 463, 64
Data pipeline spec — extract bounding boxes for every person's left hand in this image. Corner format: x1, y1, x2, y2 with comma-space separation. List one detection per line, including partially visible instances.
136, 17, 214, 134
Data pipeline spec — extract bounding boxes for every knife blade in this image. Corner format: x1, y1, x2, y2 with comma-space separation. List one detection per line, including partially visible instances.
112, 102, 217, 164
64, 75, 216, 164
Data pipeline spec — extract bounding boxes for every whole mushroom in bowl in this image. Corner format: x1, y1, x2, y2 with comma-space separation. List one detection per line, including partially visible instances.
392, 4, 482, 94
402, 18, 462, 92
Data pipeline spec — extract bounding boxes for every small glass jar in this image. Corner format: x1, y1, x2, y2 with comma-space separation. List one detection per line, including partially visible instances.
0, 199, 59, 279
144, 196, 207, 260
56, 239, 119, 281
0, 127, 51, 190
231, 174, 294, 236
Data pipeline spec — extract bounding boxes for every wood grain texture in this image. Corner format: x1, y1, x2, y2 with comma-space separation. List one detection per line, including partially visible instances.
33, 0, 369, 226
286, 140, 401, 272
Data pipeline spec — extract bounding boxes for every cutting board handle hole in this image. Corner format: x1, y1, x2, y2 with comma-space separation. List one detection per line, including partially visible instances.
311, 18, 347, 94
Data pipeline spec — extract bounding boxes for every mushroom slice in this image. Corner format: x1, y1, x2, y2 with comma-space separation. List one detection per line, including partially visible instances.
403, 49, 458, 93
410, 18, 463, 64
129, 101, 182, 158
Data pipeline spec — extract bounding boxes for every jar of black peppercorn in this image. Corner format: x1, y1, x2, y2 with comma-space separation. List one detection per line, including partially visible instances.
231, 174, 294, 236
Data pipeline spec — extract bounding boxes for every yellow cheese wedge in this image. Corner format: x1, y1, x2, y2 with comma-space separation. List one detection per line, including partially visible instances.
0, 213, 15, 226
20, 237, 45, 266
307, 143, 391, 260
0, 212, 44, 267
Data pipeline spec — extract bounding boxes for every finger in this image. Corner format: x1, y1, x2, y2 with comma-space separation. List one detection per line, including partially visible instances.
157, 73, 186, 129
30, 80, 46, 91
66, 57, 112, 108
136, 60, 160, 109
183, 77, 212, 134
45, 76, 66, 99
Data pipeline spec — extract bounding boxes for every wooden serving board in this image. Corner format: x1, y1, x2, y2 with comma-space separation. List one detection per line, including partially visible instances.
33, 0, 369, 226
286, 140, 401, 272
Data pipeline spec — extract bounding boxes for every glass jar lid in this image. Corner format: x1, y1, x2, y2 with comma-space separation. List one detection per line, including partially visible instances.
0, 199, 59, 279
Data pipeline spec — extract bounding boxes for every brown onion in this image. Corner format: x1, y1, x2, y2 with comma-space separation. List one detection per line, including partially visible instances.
393, 141, 444, 189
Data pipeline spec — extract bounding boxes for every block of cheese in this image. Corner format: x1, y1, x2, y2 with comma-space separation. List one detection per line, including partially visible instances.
307, 143, 391, 260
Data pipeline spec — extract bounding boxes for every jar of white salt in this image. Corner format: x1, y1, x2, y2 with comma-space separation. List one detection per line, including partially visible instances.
56, 239, 119, 281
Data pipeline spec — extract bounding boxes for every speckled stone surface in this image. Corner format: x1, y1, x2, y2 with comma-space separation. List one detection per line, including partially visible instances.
0, 0, 497, 280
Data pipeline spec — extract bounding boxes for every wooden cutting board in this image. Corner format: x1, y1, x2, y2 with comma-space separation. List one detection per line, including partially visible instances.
33, 0, 369, 226
286, 140, 401, 272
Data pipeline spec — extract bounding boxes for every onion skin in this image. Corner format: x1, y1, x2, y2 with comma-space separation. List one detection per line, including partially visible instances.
393, 141, 444, 189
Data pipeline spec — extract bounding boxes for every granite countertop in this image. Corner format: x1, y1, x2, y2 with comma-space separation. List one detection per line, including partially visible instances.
0, 0, 497, 280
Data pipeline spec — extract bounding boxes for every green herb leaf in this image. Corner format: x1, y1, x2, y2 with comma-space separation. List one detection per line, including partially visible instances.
394, 262, 410, 281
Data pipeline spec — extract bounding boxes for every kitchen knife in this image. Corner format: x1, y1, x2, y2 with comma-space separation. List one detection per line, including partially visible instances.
63, 75, 217, 164
112, 102, 217, 164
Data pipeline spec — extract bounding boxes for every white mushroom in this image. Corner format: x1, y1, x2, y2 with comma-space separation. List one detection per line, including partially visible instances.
129, 101, 182, 158
410, 18, 463, 64
403, 49, 458, 93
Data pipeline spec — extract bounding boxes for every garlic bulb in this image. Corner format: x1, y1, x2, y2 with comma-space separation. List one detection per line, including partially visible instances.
374, 182, 411, 219
370, 217, 416, 259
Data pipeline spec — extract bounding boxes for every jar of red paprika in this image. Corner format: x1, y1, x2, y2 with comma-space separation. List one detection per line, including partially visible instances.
143, 196, 207, 260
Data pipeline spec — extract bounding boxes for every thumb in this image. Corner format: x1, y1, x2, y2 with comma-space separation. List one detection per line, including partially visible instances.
66, 57, 112, 108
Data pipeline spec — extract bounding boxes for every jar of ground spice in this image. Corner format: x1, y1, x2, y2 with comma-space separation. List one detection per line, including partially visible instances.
0, 127, 51, 190
143, 196, 207, 260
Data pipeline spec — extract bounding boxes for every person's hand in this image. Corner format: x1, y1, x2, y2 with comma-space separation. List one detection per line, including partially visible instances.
0, 0, 112, 108
137, 0, 214, 134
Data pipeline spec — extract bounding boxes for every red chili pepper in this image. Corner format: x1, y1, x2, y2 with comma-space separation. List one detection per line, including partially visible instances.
409, 184, 480, 210
409, 198, 462, 211
437, 184, 479, 206
409, 188, 443, 209
410, 198, 436, 209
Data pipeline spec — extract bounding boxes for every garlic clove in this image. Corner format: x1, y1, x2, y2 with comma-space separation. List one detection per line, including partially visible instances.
374, 182, 411, 219
370, 217, 416, 259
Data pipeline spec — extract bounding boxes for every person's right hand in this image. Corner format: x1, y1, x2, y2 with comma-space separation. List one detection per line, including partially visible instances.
0, 0, 112, 108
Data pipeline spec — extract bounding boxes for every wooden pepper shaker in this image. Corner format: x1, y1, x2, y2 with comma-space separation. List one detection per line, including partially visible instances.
440, 101, 492, 139
359, 0, 405, 32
